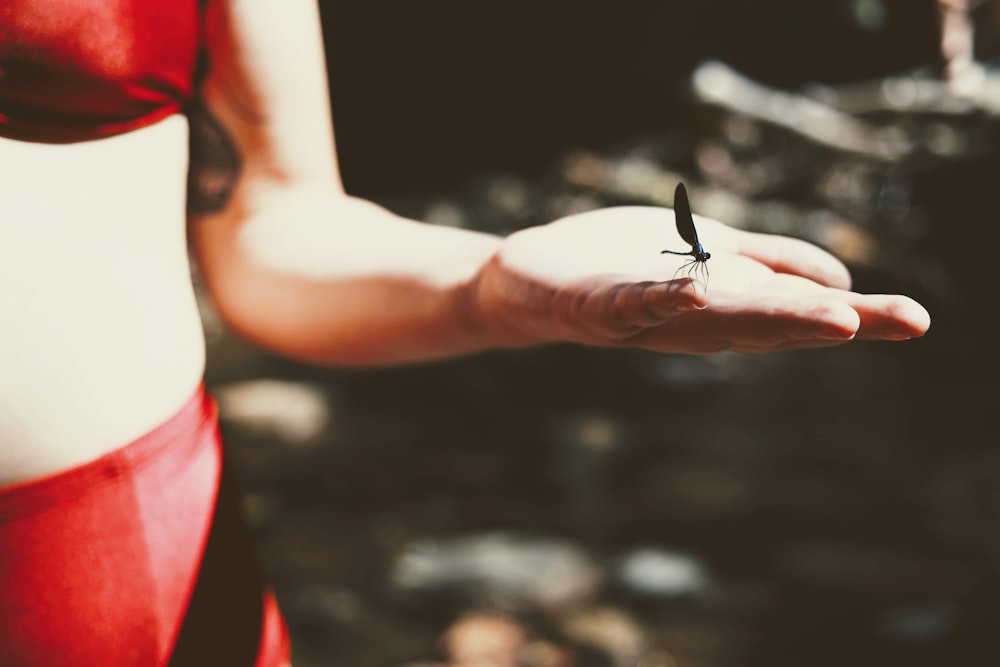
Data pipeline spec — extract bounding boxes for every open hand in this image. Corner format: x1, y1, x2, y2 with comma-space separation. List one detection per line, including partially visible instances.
468, 206, 930, 354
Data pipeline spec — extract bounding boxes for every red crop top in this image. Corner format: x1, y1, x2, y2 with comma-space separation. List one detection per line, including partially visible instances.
0, 0, 201, 143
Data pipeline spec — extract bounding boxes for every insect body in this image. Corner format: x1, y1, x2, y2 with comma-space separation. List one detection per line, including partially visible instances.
661, 182, 710, 290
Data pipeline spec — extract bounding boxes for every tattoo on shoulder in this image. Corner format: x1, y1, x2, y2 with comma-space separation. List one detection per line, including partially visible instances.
187, 102, 242, 215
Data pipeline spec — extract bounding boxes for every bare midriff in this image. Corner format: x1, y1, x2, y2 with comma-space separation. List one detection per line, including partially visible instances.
0, 115, 207, 485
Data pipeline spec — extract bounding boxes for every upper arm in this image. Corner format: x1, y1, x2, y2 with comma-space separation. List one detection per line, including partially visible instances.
187, 0, 344, 222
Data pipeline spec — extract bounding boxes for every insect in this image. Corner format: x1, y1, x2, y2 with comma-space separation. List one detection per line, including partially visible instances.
661, 182, 711, 291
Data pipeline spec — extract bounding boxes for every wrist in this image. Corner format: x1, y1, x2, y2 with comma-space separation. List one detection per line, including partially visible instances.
453, 254, 551, 352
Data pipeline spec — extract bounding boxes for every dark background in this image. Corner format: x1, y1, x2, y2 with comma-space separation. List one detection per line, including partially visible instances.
322, 0, 940, 196
211, 1, 1000, 665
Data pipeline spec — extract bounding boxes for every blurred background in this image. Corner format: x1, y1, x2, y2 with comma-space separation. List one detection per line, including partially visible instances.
197, 1, 1000, 665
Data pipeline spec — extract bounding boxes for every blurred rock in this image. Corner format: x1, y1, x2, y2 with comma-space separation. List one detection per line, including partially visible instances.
692, 60, 910, 161
923, 121, 971, 156
215, 378, 331, 447
442, 613, 529, 667
559, 606, 646, 665
519, 641, 573, 667
485, 176, 534, 217
695, 141, 735, 184
806, 210, 877, 266
545, 192, 602, 221
636, 649, 681, 667
389, 532, 602, 609
615, 549, 712, 600
424, 199, 467, 228
876, 178, 914, 223
562, 151, 606, 190
721, 114, 762, 149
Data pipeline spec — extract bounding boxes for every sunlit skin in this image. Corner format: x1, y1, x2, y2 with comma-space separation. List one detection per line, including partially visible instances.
467, 206, 929, 355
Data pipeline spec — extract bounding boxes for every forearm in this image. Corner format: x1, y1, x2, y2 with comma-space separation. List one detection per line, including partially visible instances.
188, 1, 512, 365
193, 191, 505, 366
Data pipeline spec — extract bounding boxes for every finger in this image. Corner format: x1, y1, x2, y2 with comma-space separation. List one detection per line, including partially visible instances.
731, 229, 853, 289
603, 280, 707, 334
843, 294, 931, 340
759, 274, 931, 340
708, 296, 861, 346
631, 296, 860, 352
640, 279, 709, 317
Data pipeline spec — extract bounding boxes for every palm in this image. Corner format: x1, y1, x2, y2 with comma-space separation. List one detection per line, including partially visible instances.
472, 206, 930, 354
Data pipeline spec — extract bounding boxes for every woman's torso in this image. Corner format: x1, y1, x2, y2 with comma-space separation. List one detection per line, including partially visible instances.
0, 117, 207, 485
0, 0, 207, 485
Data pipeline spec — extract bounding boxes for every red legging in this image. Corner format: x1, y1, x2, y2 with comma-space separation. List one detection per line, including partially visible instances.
0, 385, 290, 667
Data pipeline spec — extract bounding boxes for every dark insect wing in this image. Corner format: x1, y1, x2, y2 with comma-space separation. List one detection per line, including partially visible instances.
673, 182, 699, 247
661, 182, 710, 293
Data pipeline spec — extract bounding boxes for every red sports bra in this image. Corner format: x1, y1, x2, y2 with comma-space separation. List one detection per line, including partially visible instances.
0, 0, 201, 143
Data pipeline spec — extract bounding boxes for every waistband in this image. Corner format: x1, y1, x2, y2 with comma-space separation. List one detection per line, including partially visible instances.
0, 383, 216, 521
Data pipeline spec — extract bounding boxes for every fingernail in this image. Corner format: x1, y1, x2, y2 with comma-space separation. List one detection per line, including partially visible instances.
676, 298, 709, 312
820, 329, 856, 340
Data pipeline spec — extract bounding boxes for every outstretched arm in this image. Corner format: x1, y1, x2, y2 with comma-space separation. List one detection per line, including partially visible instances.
189, 0, 502, 365
189, 1, 929, 367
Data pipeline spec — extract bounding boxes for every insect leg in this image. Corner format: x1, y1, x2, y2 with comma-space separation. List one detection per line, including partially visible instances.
669, 259, 694, 292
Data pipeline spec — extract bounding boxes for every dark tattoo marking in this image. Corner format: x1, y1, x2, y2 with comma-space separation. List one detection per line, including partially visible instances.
187, 101, 243, 215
